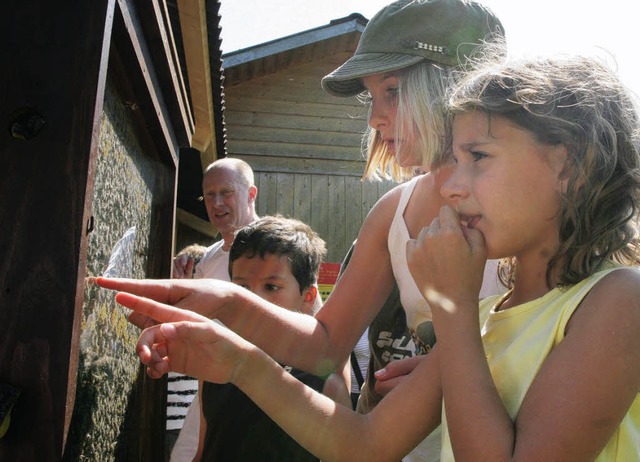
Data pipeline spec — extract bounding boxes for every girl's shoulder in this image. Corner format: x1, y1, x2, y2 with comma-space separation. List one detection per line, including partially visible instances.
587, 266, 640, 300
590, 266, 640, 304
376, 175, 425, 206
369, 180, 413, 215
568, 266, 640, 333
367, 175, 432, 228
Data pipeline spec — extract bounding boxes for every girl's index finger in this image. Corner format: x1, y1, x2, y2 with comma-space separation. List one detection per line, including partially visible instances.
114, 292, 209, 323
96, 277, 198, 305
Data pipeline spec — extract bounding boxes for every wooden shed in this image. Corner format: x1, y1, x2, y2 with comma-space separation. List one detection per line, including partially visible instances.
0, 0, 225, 460
221, 15, 397, 264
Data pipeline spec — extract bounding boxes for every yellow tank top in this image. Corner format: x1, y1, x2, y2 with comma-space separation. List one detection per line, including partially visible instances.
440, 266, 640, 461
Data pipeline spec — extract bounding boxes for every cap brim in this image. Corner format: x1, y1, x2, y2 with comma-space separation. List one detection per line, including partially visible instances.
321, 52, 425, 97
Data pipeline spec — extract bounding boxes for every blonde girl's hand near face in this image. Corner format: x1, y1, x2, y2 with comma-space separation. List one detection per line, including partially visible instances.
406, 205, 487, 317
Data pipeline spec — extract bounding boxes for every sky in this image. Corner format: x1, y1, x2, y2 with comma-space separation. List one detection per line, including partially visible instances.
218, 0, 640, 98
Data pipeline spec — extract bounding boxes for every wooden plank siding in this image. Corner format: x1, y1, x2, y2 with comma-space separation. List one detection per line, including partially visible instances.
225, 56, 395, 262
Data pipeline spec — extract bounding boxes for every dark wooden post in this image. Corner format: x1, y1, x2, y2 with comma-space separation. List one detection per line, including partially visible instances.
0, 0, 115, 459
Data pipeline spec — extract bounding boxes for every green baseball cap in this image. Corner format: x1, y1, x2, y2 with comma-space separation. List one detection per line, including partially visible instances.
322, 0, 505, 97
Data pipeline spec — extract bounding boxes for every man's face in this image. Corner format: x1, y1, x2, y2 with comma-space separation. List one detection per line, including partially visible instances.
202, 166, 256, 239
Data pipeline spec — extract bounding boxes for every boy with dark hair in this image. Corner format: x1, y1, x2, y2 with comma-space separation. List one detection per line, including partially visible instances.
229, 215, 325, 305
194, 215, 350, 461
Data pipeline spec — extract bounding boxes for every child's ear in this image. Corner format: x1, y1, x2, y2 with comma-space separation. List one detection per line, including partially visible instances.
550, 144, 571, 193
301, 285, 319, 315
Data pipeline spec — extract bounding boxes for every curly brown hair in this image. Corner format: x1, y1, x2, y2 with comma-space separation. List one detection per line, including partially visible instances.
449, 53, 640, 287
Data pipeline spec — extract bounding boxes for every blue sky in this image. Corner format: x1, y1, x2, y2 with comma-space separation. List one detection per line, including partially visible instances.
219, 0, 640, 98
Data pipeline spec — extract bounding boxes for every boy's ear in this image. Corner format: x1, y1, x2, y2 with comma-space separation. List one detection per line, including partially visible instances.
301, 285, 319, 315
304, 285, 318, 302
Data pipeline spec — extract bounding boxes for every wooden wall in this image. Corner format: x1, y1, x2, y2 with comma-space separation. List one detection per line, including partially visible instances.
224, 52, 396, 263
0, 0, 187, 459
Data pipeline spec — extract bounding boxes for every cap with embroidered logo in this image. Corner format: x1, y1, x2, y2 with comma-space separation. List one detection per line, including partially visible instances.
321, 0, 505, 97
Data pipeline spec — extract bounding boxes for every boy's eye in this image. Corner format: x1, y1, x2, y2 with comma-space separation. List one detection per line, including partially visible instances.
265, 284, 280, 292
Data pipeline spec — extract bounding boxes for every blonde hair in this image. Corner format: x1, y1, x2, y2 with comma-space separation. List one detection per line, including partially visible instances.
361, 61, 455, 182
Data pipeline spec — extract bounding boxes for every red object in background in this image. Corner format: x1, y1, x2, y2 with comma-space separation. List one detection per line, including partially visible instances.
318, 262, 340, 284
318, 262, 341, 302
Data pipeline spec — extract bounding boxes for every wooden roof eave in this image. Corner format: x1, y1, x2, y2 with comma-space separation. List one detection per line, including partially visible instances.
173, 0, 226, 236
222, 14, 367, 68
177, 0, 217, 170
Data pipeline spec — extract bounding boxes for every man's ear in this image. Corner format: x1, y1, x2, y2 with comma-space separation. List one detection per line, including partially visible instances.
248, 185, 258, 203
301, 285, 319, 315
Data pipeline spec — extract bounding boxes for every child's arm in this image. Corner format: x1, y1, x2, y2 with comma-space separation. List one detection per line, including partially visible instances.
98, 185, 404, 376
321, 359, 352, 409
234, 342, 442, 462
408, 206, 640, 460
125, 294, 442, 461
509, 270, 640, 460
439, 269, 640, 461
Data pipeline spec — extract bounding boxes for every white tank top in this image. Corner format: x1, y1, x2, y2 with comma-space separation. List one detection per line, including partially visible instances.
387, 176, 431, 339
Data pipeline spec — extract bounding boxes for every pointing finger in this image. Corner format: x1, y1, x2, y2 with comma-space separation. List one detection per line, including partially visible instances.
115, 292, 209, 323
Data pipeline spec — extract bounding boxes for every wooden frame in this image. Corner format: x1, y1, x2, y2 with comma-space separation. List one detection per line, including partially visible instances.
0, 0, 116, 458
0, 0, 221, 459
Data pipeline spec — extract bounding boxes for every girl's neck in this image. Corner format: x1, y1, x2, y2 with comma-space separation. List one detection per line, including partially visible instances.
500, 258, 557, 310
